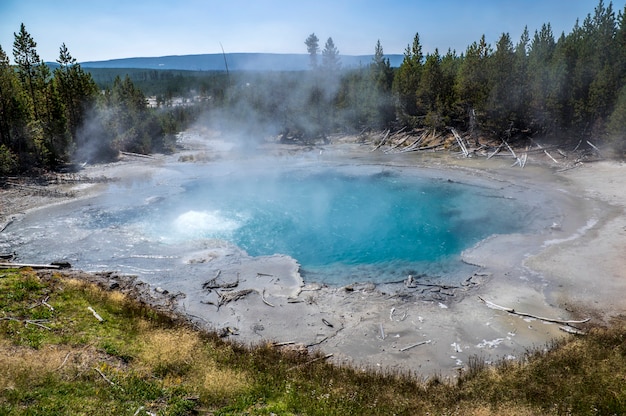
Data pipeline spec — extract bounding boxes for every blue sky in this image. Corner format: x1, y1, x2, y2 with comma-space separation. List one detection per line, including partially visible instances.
1, 0, 623, 63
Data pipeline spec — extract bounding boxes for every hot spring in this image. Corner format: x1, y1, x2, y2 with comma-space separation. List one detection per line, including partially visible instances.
2, 154, 559, 286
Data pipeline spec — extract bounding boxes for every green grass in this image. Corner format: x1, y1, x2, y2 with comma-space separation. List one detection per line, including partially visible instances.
1, 269, 626, 415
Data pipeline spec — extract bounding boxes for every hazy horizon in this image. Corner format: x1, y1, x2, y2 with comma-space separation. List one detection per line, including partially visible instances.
1, 0, 619, 64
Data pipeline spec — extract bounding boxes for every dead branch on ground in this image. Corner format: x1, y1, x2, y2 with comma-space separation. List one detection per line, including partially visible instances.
478, 296, 590, 326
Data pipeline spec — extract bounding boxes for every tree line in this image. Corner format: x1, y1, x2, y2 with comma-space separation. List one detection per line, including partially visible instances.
306, 0, 625, 152
0, 24, 191, 174
1, 0, 625, 175
196, 0, 625, 151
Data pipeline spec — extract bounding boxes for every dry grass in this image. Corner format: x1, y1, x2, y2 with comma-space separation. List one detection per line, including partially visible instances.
2, 269, 626, 415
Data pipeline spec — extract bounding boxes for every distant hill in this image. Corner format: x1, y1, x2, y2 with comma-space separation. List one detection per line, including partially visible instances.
79, 53, 404, 71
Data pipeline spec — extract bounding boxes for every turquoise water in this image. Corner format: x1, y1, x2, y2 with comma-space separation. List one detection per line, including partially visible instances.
2, 165, 539, 285
143, 169, 525, 283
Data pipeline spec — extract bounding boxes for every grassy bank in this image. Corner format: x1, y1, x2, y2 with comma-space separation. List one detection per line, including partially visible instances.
1, 269, 625, 415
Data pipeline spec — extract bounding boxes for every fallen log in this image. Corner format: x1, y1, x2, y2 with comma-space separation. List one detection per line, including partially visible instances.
383, 134, 410, 153
398, 131, 430, 153
586, 140, 603, 157
560, 326, 586, 335
120, 151, 155, 159
478, 296, 590, 326
371, 129, 390, 151
400, 340, 432, 352
217, 289, 254, 307
273, 341, 296, 347
0, 317, 51, 330
451, 128, 469, 157
487, 143, 503, 159
202, 270, 239, 290
0, 262, 64, 270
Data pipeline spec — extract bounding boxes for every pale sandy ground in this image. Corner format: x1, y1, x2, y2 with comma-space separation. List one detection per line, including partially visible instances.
2, 134, 624, 379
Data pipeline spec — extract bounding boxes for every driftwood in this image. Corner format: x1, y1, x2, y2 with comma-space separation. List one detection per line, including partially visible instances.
120, 151, 155, 159
371, 130, 390, 151
261, 289, 275, 307
217, 289, 254, 307
502, 138, 525, 168
451, 128, 469, 157
400, 340, 432, 352
87, 306, 104, 322
530, 139, 560, 164
41, 296, 54, 311
379, 323, 386, 340
203, 270, 240, 290
273, 341, 296, 347
0, 317, 51, 330
400, 132, 433, 153
0, 262, 64, 270
586, 140, 602, 157
383, 134, 410, 153
478, 296, 590, 326
560, 325, 586, 335
487, 142, 503, 159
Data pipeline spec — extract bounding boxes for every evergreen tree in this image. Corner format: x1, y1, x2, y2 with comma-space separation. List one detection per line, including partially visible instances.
585, 0, 619, 134
487, 33, 518, 132
0, 46, 19, 172
439, 49, 461, 124
54, 43, 98, 142
305, 33, 320, 69
512, 27, 531, 127
455, 34, 492, 134
12, 24, 44, 120
527, 23, 557, 133
368, 40, 394, 128
416, 49, 444, 128
322, 37, 341, 72
393, 33, 424, 125
607, 85, 626, 152
0, 45, 22, 149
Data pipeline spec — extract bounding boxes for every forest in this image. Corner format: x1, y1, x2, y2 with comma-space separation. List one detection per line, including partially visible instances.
0, 0, 624, 174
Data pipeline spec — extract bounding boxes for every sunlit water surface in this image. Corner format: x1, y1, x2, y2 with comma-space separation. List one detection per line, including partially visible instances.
2, 160, 554, 285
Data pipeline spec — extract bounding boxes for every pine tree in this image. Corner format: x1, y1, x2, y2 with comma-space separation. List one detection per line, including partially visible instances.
393, 33, 424, 125
54, 43, 98, 142
416, 49, 444, 128
455, 34, 492, 135
322, 37, 341, 72
527, 23, 557, 133
12, 24, 44, 120
305, 33, 320, 69
512, 27, 531, 128
0, 46, 19, 172
368, 40, 394, 128
0, 45, 21, 148
487, 33, 517, 132
439, 49, 461, 124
